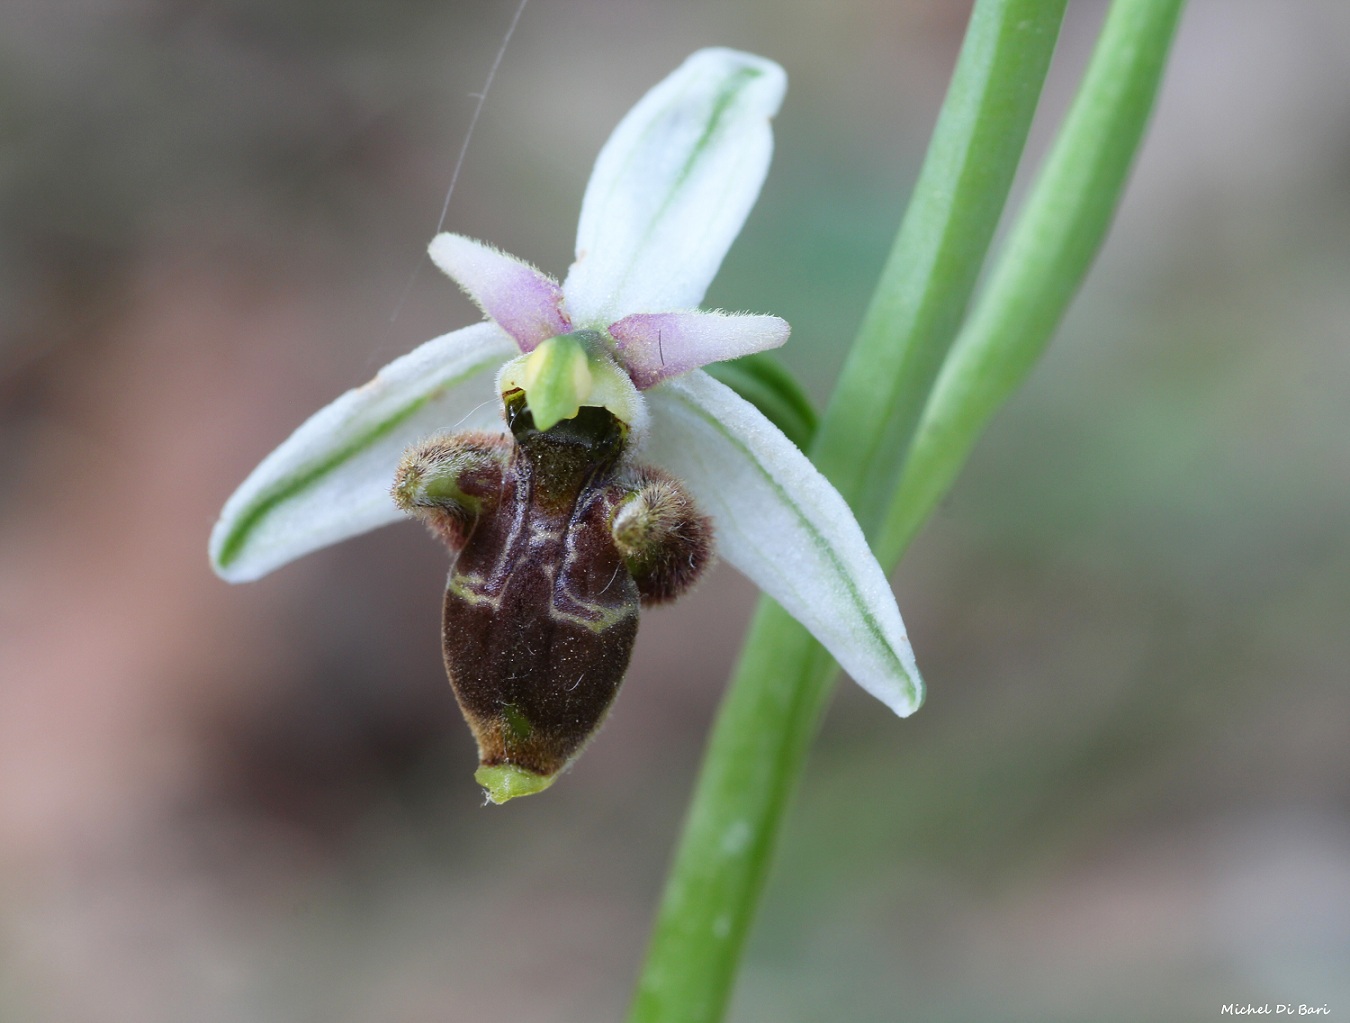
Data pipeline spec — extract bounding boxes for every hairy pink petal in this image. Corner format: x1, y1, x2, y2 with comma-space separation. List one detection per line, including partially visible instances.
608, 311, 789, 389
429, 233, 570, 351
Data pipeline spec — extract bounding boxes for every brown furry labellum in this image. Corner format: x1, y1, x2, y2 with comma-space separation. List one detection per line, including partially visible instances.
392, 390, 713, 803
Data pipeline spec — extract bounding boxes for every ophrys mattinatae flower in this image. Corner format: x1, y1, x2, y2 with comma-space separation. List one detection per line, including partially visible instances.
210, 49, 922, 803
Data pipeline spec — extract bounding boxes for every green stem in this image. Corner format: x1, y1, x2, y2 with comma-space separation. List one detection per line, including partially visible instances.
878, 0, 1186, 565
628, 603, 834, 1023
627, 2, 1067, 1019
817, 0, 1069, 537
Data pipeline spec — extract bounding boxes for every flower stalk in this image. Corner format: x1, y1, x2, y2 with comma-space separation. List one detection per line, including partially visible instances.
628, 1, 1185, 1020
879, 0, 1188, 566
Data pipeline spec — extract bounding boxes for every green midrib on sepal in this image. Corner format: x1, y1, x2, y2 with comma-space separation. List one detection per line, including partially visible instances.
214, 395, 433, 572
608, 65, 763, 305
676, 388, 922, 712
675, 66, 761, 196
706, 353, 818, 451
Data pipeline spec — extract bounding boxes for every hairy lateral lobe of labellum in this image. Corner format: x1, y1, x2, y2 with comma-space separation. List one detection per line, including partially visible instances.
391, 432, 512, 550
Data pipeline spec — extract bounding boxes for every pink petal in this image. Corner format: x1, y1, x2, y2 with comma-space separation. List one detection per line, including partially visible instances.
607, 311, 789, 389
429, 233, 571, 352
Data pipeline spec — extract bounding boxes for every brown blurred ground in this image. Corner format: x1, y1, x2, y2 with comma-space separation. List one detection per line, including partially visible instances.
2, 1, 1348, 1020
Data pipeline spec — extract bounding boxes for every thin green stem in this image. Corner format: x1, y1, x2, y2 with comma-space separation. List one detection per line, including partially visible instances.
878, 0, 1186, 565
817, 0, 1068, 536
628, 604, 834, 1023
627, 2, 1067, 1019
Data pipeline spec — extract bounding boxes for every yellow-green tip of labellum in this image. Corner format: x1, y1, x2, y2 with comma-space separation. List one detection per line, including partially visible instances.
520, 334, 592, 432
475, 763, 558, 804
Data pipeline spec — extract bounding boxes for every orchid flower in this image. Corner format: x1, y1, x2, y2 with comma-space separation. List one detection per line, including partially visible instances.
209, 48, 922, 801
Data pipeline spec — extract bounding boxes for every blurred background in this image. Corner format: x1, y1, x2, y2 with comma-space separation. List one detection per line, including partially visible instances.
2, 0, 1348, 1019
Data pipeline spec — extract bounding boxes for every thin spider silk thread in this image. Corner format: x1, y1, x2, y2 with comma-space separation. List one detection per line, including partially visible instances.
388, 0, 531, 327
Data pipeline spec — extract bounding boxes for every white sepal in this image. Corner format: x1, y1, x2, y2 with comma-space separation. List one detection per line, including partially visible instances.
564, 48, 786, 326
210, 322, 516, 582
644, 371, 923, 716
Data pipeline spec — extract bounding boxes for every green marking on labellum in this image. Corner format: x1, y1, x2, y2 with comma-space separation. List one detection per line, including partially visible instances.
502, 703, 534, 742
